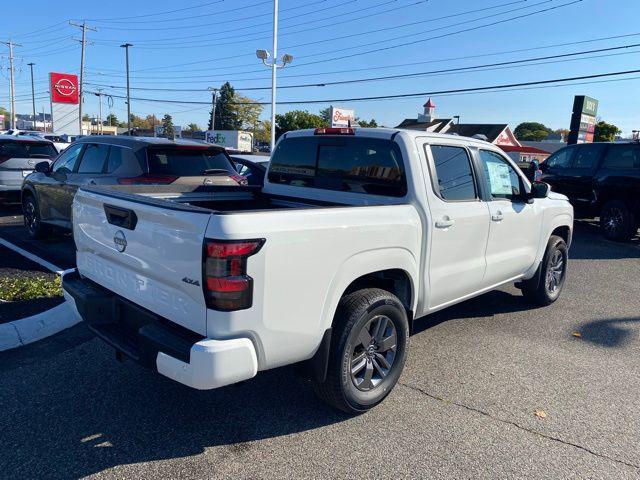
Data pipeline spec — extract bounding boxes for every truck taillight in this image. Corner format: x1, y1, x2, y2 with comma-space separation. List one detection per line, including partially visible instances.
203, 239, 264, 311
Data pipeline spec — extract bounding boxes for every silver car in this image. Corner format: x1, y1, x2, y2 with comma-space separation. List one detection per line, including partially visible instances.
0, 135, 57, 200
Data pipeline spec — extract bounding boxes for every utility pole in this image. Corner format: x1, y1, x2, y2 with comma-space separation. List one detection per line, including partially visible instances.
70, 21, 97, 136
208, 87, 218, 131
95, 88, 103, 134
120, 43, 133, 134
1, 40, 22, 130
27, 62, 36, 127
42, 106, 47, 133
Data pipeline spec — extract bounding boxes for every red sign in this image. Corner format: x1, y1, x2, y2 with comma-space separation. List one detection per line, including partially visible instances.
50, 72, 79, 104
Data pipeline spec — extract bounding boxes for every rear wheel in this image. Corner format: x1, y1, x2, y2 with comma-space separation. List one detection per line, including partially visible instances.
600, 199, 637, 241
312, 288, 409, 414
521, 235, 568, 306
22, 194, 50, 239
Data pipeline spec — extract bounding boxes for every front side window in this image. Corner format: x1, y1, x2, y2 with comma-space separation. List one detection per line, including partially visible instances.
77, 144, 110, 174
572, 144, 605, 169
480, 150, 523, 201
52, 143, 83, 173
545, 147, 575, 169
429, 145, 476, 201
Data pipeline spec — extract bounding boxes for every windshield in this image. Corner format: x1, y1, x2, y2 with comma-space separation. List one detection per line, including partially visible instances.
146, 147, 235, 176
0, 140, 58, 159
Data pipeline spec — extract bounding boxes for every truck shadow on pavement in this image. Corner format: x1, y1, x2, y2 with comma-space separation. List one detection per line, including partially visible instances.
570, 220, 640, 260
2, 329, 350, 479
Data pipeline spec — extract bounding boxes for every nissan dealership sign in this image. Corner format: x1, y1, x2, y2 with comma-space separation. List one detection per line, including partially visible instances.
49, 72, 80, 135
50, 73, 79, 104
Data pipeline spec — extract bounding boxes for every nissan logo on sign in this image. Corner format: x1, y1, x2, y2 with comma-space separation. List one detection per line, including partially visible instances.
49, 72, 79, 104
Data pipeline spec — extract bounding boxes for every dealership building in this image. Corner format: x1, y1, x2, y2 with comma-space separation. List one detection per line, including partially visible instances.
396, 99, 553, 163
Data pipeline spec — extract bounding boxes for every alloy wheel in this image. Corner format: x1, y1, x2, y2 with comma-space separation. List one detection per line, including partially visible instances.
546, 249, 565, 294
603, 207, 624, 237
350, 315, 397, 391
24, 200, 38, 232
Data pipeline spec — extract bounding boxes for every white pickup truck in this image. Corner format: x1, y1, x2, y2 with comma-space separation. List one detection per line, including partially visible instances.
63, 127, 573, 413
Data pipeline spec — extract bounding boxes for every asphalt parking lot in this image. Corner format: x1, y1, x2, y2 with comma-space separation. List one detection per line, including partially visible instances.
1, 205, 639, 479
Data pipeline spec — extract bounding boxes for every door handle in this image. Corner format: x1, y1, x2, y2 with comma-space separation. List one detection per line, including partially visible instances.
88, 179, 97, 185
491, 211, 504, 222
435, 216, 454, 229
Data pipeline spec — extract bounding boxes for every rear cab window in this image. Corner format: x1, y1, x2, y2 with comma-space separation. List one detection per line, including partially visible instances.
146, 146, 235, 176
268, 136, 407, 197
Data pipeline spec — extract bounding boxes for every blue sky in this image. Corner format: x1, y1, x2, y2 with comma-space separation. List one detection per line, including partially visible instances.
1, 0, 639, 134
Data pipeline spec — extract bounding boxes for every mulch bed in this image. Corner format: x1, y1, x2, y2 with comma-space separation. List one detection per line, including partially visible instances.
0, 245, 64, 324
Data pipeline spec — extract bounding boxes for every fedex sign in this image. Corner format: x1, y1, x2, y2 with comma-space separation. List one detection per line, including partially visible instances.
50, 72, 79, 104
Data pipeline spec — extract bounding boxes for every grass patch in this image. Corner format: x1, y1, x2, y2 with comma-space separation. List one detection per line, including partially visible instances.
0, 275, 62, 302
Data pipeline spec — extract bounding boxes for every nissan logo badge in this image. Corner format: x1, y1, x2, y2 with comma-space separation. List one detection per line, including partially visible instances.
113, 230, 127, 252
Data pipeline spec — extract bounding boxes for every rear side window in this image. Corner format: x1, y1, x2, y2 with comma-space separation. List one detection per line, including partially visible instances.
429, 145, 476, 201
147, 148, 234, 176
601, 144, 640, 170
572, 144, 605, 169
0, 140, 57, 159
77, 144, 110, 174
268, 136, 406, 197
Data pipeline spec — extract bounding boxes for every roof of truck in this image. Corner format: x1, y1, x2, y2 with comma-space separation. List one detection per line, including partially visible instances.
283, 127, 497, 148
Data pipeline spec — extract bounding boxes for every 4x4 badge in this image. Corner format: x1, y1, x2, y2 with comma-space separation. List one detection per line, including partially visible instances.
182, 277, 200, 286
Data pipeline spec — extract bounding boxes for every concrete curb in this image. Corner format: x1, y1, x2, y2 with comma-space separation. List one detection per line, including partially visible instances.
0, 236, 81, 352
0, 299, 81, 352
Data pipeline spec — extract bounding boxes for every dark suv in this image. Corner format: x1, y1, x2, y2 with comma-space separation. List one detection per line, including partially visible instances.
540, 142, 640, 241
21, 136, 245, 238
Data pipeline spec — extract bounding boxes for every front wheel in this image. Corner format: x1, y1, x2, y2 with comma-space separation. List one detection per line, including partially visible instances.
520, 235, 568, 306
600, 200, 637, 242
312, 288, 409, 414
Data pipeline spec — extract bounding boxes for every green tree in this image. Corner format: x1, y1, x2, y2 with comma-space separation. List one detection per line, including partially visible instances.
594, 121, 621, 142
514, 122, 552, 141
161, 114, 175, 139
105, 113, 119, 127
0, 106, 9, 128
275, 110, 328, 138
82, 114, 91, 122
130, 114, 151, 130
185, 123, 200, 132
208, 83, 264, 131
253, 120, 271, 143
357, 118, 378, 128
319, 107, 331, 124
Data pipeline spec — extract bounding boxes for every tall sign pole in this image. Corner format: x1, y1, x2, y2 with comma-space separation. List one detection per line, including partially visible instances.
208, 87, 218, 130
1, 40, 22, 130
120, 43, 133, 134
27, 62, 36, 126
70, 21, 97, 135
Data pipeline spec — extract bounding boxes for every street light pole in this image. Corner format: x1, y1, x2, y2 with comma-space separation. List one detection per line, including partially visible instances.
96, 88, 103, 135
120, 43, 133, 134
270, 0, 278, 152
27, 62, 36, 127
256, 0, 293, 152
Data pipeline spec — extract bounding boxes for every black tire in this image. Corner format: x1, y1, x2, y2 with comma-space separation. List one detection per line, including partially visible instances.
22, 193, 50, 239
600, 199, 637, 242
521, 235, 568, 306
312, 288, 409, 414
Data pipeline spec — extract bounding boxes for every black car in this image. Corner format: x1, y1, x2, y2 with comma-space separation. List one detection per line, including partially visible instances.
540, 141, 640, 241
230, 155, 269, 186
21, 136, 245, 239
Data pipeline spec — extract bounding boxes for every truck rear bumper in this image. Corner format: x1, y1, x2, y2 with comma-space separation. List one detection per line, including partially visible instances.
62, 270, 258, 390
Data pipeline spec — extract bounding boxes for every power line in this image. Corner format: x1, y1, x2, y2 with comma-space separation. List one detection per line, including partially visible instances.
85, 68, 640, 106
79, 0, 225, 22
84, 42, 640, 92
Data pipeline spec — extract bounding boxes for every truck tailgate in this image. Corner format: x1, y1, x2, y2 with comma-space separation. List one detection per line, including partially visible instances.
73, 188, 212, 335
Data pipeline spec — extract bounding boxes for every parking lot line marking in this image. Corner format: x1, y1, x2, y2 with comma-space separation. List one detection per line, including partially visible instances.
0, 237, 71, 276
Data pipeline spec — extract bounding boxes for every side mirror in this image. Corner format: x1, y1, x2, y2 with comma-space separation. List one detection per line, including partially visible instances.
35, 161, 50, 174
530, 182, 550, 199
538, 161, 549, 172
